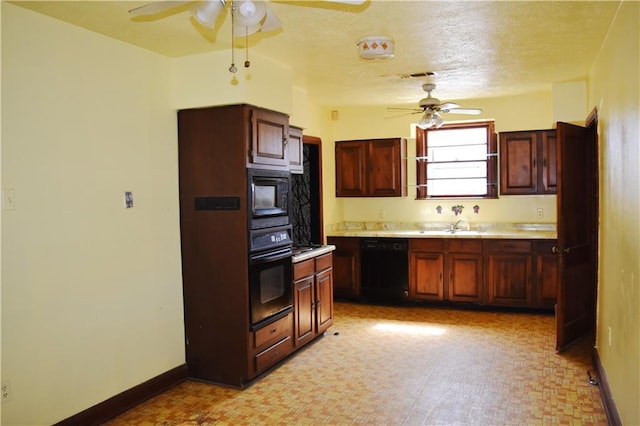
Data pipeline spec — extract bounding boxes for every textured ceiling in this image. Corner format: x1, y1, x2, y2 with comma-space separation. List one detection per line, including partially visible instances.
11, 0, 621, 107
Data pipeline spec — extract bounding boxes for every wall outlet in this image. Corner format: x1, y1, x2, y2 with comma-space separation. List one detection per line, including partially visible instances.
2, 188, 16, 210
536, 208, 544, 218
1, 380, 11, 403
608, 326, 612, 347
378, 209, 386, 220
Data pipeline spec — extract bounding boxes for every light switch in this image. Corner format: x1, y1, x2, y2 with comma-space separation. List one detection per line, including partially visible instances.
124, 191, 134, 209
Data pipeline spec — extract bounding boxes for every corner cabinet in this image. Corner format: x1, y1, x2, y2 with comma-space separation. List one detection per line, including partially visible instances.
293, 253, 334, 347
499, 129, 557, 195
335, 138, 407, 197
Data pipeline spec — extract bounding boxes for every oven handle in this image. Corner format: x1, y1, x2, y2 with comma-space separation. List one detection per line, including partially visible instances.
250, 247, 292, 263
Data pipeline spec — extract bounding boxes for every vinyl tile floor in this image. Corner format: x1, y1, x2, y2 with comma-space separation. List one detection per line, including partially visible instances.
105, 302, 607, 425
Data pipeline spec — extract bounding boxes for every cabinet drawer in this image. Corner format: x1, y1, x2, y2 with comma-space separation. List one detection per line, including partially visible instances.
409, 239, 445, 251
487, 240, 532, 253
254, 314, 292, 350
255, 336, 293, 373
315, 253, 333, 272
293, 259, 315, 281
448, 239, 483, 253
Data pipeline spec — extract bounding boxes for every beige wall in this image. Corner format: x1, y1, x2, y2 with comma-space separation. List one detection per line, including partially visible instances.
322, 92, 558, 228
2, 4, 185, 424
588, 1, 640, 424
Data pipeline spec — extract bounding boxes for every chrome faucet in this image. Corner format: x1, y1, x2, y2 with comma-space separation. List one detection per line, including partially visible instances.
450, 219, 470, 232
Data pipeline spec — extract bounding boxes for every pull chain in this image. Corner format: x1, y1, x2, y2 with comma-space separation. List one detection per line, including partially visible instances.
228, 1, 237, 73
244, 29, 250, 68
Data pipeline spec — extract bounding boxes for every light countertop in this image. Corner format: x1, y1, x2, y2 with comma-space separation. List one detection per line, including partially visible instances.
326, 222, 557, 240
292, 245, 336, 263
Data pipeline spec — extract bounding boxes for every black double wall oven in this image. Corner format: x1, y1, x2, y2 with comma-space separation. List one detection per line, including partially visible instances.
247, 168, 294, 329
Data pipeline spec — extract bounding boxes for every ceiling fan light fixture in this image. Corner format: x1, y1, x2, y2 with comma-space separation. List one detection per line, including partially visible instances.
191, 0, 226, 28
234, 0, 266, 27
357, 36, 394, 60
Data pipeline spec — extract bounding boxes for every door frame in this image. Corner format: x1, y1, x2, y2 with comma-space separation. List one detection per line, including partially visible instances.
302, 135, 325, 244
585, 108, 600, 340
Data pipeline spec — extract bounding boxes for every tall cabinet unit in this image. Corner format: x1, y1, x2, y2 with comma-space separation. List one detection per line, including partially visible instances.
178, 104, 292, 388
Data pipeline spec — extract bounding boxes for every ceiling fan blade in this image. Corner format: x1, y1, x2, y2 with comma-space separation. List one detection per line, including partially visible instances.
261, 3, 283, 33
128, 0, 193, 16
437, 102, 460, 110
387, 107, 422, 113
443, 108, 483, 115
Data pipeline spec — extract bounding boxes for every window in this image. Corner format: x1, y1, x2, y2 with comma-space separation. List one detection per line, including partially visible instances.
416, 121, 497, 199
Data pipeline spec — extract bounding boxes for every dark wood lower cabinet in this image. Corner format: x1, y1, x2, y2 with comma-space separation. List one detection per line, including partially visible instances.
333, 236, 557, 309
409, 239, 483, 303
327, 237, 360, 299
534, 240, 558, 308
487, 253, 533, 306
293, 253, 334, 348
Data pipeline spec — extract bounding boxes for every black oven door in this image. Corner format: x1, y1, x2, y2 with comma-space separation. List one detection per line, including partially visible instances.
249, 246, 293, 328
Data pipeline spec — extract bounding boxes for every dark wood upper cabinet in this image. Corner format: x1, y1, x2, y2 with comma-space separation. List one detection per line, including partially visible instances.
249, 107, 289, 168
335, 138, 407, 197
288, 126, 304, 174
499, 130, 557, 195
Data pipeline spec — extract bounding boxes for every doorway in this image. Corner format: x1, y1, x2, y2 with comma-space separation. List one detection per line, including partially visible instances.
290, 135, 324, 246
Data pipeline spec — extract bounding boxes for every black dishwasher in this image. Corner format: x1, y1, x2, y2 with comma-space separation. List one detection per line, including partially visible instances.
360, 238, 409, 302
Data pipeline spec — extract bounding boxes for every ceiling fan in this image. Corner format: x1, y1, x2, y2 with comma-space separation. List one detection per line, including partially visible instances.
389, 82, 483, 129
129, 0, 365, 37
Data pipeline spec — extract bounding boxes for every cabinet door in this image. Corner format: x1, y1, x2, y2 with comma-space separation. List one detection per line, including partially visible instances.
367, 139, 406, 197
327, 237, 360, 299
536, 241, 558, 308
500, 131, 538, 194
448, 253, 483, 302
293, 276, 315, 347
335, 141, 367, 196
250, 108, 289, 168
288, 126, 304, 174
409, 251, 444, 300
540, 130, 557, 193
487, 254, 532, 306
315, 268, 334, 334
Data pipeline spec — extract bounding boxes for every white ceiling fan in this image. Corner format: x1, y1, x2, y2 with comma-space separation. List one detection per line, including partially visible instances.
129, 0, 365, 37
389, 82, 483, 129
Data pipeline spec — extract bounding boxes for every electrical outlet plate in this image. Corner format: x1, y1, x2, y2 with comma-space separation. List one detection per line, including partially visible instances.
2, 380, 11, 403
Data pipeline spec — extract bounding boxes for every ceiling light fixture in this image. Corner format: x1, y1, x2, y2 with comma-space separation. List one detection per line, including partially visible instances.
191, 0, 226, 29
417, 111, 444, 129
357, 36, 394, 60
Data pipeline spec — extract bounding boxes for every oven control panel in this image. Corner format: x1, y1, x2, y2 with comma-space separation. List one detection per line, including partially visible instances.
249, 225, 293, 252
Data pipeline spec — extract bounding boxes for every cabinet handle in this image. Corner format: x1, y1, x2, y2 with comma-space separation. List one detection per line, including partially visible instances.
551, 246, 558, 254
283, 137, 288, 146
270, 328, 278, 334
439, 272, 443, 282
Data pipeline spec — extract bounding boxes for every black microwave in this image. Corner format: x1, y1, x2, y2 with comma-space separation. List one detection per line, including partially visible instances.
248, 168, 291, 230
